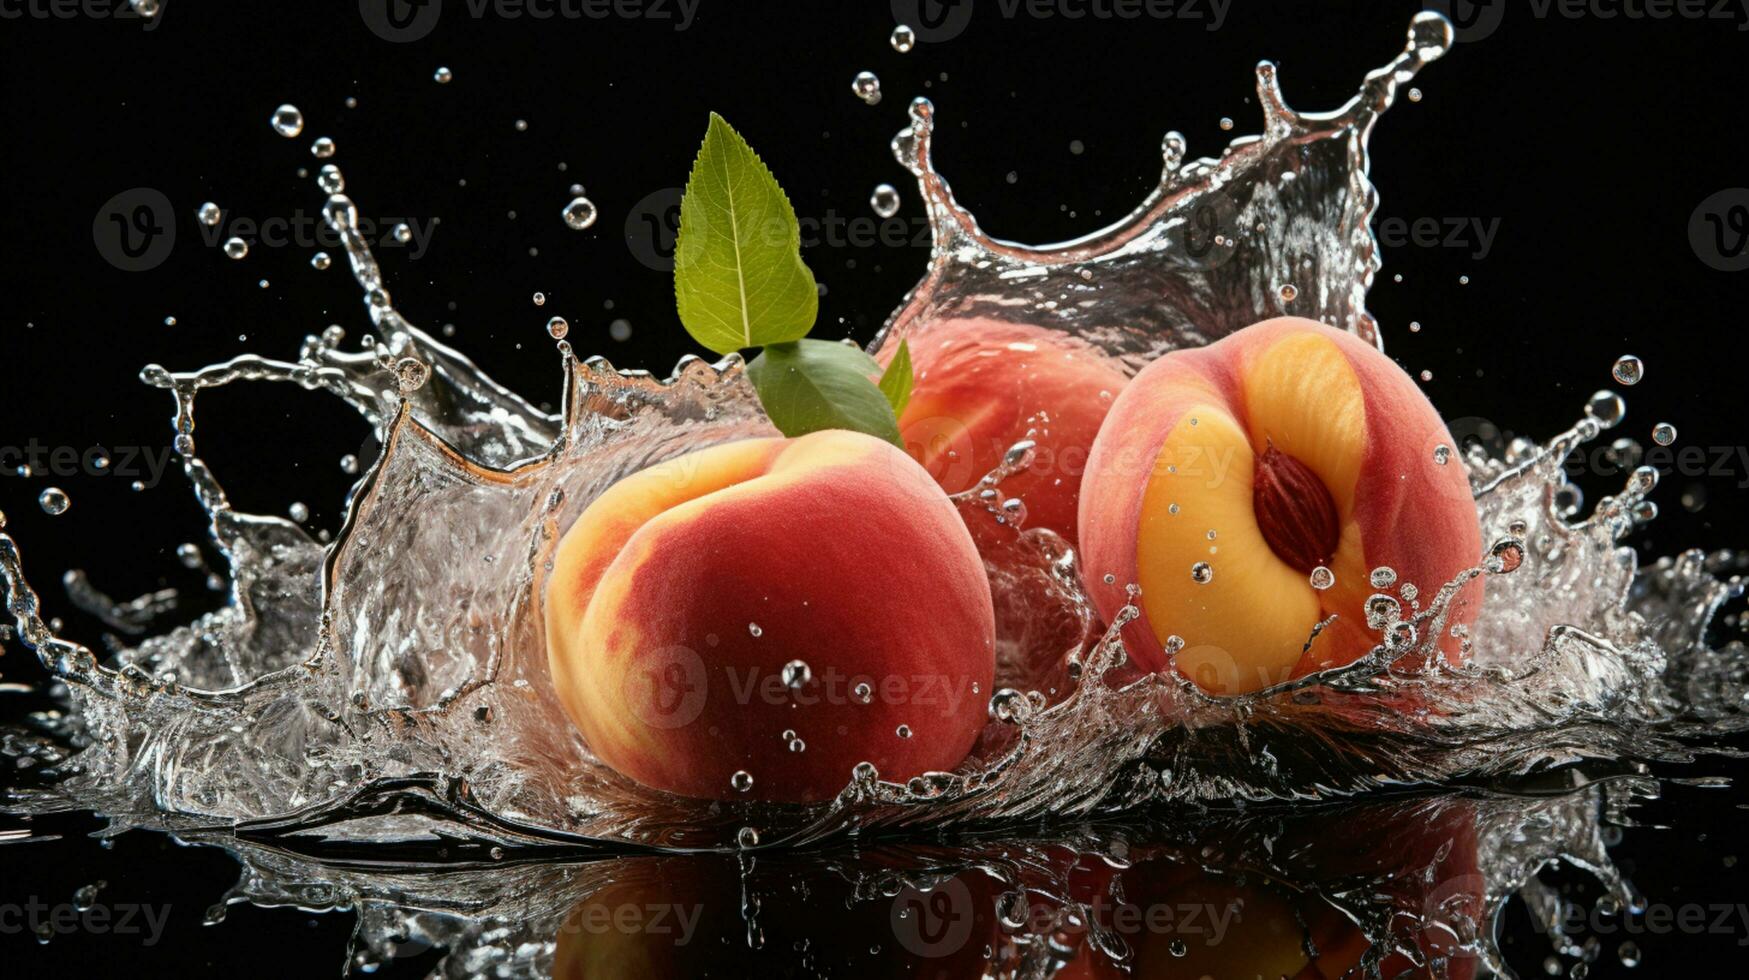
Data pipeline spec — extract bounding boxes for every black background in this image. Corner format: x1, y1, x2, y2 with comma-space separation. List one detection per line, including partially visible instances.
3, 0, 1749, 975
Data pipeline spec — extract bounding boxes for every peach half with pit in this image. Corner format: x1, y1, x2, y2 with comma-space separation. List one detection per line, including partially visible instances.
543, 429, 996, 803
1078, 317, 1483, 694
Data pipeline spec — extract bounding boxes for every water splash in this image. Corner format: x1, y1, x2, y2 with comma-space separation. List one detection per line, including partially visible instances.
2, 13, 1747, 857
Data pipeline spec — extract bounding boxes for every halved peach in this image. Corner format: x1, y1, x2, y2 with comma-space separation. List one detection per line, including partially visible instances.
1078, 317, 1483, 694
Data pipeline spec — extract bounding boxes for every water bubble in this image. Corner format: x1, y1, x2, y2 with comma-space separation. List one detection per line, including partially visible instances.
851, 71, 882, 105
38, 488, 70, 516
736, 826, 760, 848
562, 197, 598, 230
787, 738, 805, 753
310, 137, 335, 159
197, 202, 222, 226
1190, 562, 1213, 584
1617, 941, 1640, 968
514, 118, 529, 132
890, 24, 915, 52
1370, 566, 1397, 588
781, 659, 811, 689
392, 223, 412, 243
545, 316, 569, 340
395, 357, 430, 392
270, 104, 305, 138
853, 682, 873, 704
129, 0, 159, 16
288, 502, 309, 523
163, 316, 176, 327
1069, 139, 1085, 155
609, 318, 632, 342
1309, 566, 1335, 590
1585, 390, 1626, 428
1163, 635, 1185, 655
1612, 354, 1644, 385
310, 251, 331, 270
532, 292, 546, 307
223, 237, 249, 260
434, 67, 453, 84
1554, 483, 1584, 518
1277, 283, 1298, 303
340, 454, 359, 475
895, 724, 912, 739
869, 184, 900, 218
1489, 538, 1526, 573
176, 543, 202, 568
1365, 594, 1401, 629
748, 622, 763, 637
1652, 422, 1676, 446
730, 770, 754, 793
317, 165, 344, 195
1419, 369, 1434, 381
1219, 116, 1235, 131
1432, 443, 1452, 465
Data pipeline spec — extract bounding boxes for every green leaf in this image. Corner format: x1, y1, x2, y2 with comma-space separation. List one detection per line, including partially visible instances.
746, 339, 902, 447
877, 339, 914, 417
674, 113, 818, 356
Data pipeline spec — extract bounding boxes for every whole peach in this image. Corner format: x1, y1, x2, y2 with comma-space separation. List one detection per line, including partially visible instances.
544, 430, 996, 802
1078, 317, 1483, 694
887, 319, 1129, 546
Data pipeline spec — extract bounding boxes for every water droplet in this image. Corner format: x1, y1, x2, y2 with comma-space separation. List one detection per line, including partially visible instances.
1365, 593, 1401, 629
38, 487, 70, 516
1407, 87, 1423, 102
781, 659, 811, 689
395, 357, 430, 392
1069, 139, 1085, 155
392, 223, 412, 243
1489, 538, 1525, 573
1617, 941, 1640, 968
1219, 116, 1234, 131
288, 501, 309, 522
869, 184, 900, 218
223, 237, 249, 260
1190, 562, 1213, 584
434, 66, 453, 84
736, 826, 760, 848
895, 724, 912, 738
310, 251, 331, 270
532, 292, 546, 307
890, 24, 915, 52
1419, 369, 1434, 381
72, 882, 103, 910
1612, 354, 1644, 385
787, 738, 805, 753
1370, 566, 1397, 588
1652, 422, 1676, 446
1432, 443, 1452, 465
545, 316, 569, 340
317, 165, 345, 195
1585, 389, 1626, 428
176, 543, 201, 568
748, 622, 762, 637
270, 104, 305, 138
197, 202, 222, 226
1164, 635, 1185, 655
853, 682, 873, 704
730, 770, 753, 792
1277, 283, 1298, 303
339, 454, 359, 475
562, 196, 597, 230
1554, 483, 1584, 518
851, 71, 882, 105
609, 318, 632, 341
1310, 566, 1335, 590
163, 316, 176, 326
310, 137, 335, 159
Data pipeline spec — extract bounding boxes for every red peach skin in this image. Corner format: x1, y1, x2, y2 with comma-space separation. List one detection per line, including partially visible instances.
544, 430, 996, 802
887, 319, 1130, 546
1078, 317, 1483, 694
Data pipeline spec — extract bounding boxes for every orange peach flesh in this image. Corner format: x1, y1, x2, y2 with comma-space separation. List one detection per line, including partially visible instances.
1079, 317, 1483, 694
544, 430, 996, 802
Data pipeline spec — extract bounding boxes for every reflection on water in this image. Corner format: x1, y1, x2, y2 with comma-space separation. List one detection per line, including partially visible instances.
111, 775, 1652, 978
